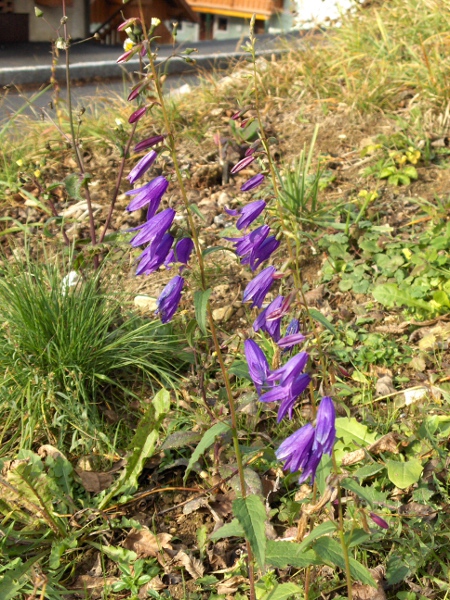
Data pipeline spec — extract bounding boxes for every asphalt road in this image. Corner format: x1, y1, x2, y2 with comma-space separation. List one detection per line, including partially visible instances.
0, 72, 202, 119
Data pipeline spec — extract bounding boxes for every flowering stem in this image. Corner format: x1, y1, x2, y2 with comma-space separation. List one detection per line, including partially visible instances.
61, 0, 98, 267
142, 24, 256, 599
99, 121, 138, 244
333, 453, 353, 599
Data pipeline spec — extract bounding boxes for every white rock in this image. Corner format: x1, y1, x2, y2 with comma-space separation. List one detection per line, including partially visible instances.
212, 306, 233, 322
134, 295, 158, 311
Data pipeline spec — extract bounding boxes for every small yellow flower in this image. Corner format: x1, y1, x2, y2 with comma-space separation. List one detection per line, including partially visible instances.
16, 159, 23, 167
34, 169, 41, 178
123, 38, 135, 52
151, 17, 161, 28
402, 248, 412, 260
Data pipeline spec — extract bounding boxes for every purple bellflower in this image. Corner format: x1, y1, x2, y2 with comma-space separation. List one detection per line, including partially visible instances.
243, 266, 277, 308
226, 225, 269, 259
267, 351, 309, 386
231, 155, 256, 174
369, 513, 389, 529
253, 295, 284, 342
127, 150, 158, 184
260, 372, 311, 422
244, 339, 273, 395
134, 135, 166, 153
135, 233, 174, 275
126, 176, 169, 214
130, 208, 175, 248
164, 238, 194, 270
241, 173, 264, 192
245, 236, 280, 271
277, 333, 306, 349
225, 200, 266, 230
129, 106, 147, 123
156, 275, 184, 324
276, 396, 336, 483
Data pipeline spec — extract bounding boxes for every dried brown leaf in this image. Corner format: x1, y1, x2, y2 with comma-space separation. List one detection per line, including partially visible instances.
375, 375, 395, 397
138, 576, 166, 599
123, 528, 173, 558
217, 575, 247, 595
173, 550, 205, 580
37, 445, 67, 461
353, 583, 386, 600
76, 469, 114, 493
69, 574, 118, 598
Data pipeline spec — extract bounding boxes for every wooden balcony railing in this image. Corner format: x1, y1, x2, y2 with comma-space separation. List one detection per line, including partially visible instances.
187, 0, 280, 17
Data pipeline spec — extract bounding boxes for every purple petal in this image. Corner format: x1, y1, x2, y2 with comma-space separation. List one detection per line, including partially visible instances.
231, 155, 256, 174
277, 333, 306, 350
236, 200, 266, 230
134, 135, 165, 153
136, 234, 173, 275
241, 173, 264, 192
129, 106, 147, 123
126, 176, 169, 213
127, 150, 158, 184
130, 208, 175, 247
249, 236, 280, 271
156, 275, 184, 323
314, 396, 336, 455
243, 266, 276, 308
276, 423, 315, 473
267, 352, 309, 385
244, 339, 271, 394
369, 513, 389, 529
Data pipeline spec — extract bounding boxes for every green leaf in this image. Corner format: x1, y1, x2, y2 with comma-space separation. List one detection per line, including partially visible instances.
89, 542, 137, 564
233, 494, 267, 569
265, 541, 320, 568
258, 582, 304, 600
193, 288, 211, 335
0, 555, 43, 600
64, 173, 83, 201
153, 388, 170, 419
189, 203, 206, 221
354, 463, 385, 480
160, 430, 202, 451
184, 421, 230, 483
202, 245, 235, 257
314, 537, 376, 587
433, 290, 450, 307
209, 518, 245, 541
402, 165, 418, 180
335, 417, 378, 447
372, 284, 432, 312
308, 308, 337, 336
99, 402, 162, 508
386, 459, 423, 489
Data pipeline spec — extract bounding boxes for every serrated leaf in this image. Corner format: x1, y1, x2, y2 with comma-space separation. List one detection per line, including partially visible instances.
193, 288, 211, 335
372, 284, 432, 312
265, 541, 320, 568
99, 402, 162, 509
209, 518, 245, 541
309, 308, 337, 336
386, 459, 423, 489
160, 431, 202, 451
314, 537, 376, 587
184, 421, 230, 483
233, 494, 267, 568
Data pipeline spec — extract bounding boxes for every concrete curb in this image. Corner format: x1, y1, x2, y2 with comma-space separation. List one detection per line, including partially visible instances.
0, 47, 289, 87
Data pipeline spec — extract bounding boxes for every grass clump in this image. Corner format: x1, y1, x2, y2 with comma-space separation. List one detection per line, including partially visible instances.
0, 252, 184, 456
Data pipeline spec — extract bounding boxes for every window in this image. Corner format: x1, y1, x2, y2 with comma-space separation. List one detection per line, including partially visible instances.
218, 17, 228, 31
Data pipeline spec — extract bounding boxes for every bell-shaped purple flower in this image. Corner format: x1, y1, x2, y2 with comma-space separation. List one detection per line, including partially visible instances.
369, 513, 389, 529
130, 208, 175, 247
244, 339, 272, 395
136, 233, 173, 275
277, 333, 306, 350
241, 173, 264, 192
259, 372, 311, 422
243, 266, 276, 308
267, 351, 309, 386
225, 200, 266, 230
128, 106, 147, 123
156, 275, 184, 323
164, 238, 194, 270
276, 423, 316, 474
253, 295, 284, 342
231, 155, 256, 174
126, 176, 169, 214
226, 225, 270, 259
314, 396, 336, 455
246, 236, 280, 271
127, 150, 158, 184
134, 135, 165, 153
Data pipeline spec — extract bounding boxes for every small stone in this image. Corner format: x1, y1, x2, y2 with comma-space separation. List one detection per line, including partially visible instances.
214, 214, 227, 227
134, 295, 158, 311
212, 306, 233, 322
217, 191, 231, 208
